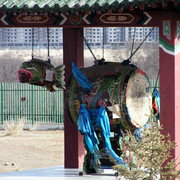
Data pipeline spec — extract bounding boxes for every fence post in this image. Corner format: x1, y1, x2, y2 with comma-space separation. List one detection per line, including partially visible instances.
1, 83, 4, 124
1, 83, 3, 124
31, 85, 34, 126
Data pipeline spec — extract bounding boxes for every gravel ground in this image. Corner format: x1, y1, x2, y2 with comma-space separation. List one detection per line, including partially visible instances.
0, 130, 64, 173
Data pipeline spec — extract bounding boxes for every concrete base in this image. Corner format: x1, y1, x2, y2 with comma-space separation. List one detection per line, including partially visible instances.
0, 166, 122, 180
0, 124, 64, 131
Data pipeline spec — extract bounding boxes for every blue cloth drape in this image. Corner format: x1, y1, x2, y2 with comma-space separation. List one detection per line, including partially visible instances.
77, 104, 99, 154
72, 62, 92, 91
77, 104, 125, 166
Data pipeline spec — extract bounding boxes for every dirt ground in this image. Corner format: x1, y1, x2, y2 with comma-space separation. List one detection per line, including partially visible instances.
0, 130, 64, 173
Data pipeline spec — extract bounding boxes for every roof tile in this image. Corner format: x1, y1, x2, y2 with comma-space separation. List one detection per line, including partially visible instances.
0, 0, 179, 13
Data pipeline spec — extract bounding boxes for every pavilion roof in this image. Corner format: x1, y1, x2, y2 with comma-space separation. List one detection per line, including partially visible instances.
0, 0, 180, 14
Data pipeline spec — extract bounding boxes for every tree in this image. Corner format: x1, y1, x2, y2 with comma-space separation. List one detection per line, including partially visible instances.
113, 121, 180, 180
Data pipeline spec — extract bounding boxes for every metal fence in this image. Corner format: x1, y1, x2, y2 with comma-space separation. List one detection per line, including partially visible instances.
0, 83, 64, 125
150, 79, 159, 92
0, 80, 158, 126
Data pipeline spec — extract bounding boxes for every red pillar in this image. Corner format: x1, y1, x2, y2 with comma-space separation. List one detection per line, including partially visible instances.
159, 16, 180, 168
63, 28, 85, 168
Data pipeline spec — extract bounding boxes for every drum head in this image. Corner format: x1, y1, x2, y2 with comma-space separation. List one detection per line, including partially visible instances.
126, 69, 151, 128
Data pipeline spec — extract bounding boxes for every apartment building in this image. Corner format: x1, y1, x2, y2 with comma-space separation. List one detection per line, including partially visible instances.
126, 27, 159, 42
0, 27, 158, 49
0, 28, 63, 49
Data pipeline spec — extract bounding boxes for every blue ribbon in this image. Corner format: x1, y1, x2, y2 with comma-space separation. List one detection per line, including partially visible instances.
77, 104, 125, 166
72, 62, 92, 91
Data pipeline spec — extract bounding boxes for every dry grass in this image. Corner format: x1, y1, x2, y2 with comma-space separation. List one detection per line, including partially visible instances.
3, 118, 25, 136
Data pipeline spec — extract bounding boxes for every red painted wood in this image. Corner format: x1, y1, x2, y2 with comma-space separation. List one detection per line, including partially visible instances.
159, 17, 180, 170
159, 47, 175, 158
173, 20, 180, 165
63, 28, 85, 168
175, 49, 180, 171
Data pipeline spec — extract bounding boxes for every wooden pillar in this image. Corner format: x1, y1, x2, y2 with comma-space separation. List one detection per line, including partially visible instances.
159, 15, 180, 167
63, 28, 85, 168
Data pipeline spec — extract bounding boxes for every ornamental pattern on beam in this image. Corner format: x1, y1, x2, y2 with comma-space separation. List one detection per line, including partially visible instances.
160, 21, 180, 56
16, 14, 49, 23
100, 13, 134, 24
99, 12, 152, 25
0, 11, 152, 26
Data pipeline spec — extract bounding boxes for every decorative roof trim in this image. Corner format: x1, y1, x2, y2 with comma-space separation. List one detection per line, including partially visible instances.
0, 0, 179, 14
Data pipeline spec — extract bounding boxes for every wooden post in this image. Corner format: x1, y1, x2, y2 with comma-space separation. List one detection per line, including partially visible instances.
63, 28, 85, 168
159, 16, 180, 168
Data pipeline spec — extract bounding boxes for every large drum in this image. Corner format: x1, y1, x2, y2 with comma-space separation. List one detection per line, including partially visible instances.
66, 62, 151, 134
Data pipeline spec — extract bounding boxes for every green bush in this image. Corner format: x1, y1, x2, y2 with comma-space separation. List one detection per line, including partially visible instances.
113, 121, 180, 180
